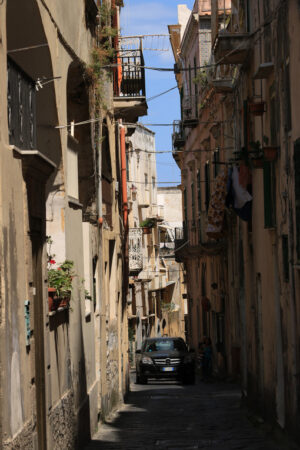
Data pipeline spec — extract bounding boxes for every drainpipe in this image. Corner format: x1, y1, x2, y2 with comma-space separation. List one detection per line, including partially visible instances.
120, 124, 128, 229
120, 123, 129, 298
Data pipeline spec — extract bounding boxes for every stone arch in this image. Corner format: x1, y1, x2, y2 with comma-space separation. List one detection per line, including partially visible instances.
6, 0, 62, 168
6, 3, 63, 449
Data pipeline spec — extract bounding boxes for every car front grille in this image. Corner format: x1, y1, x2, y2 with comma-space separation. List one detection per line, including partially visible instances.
153, 358, 181, 366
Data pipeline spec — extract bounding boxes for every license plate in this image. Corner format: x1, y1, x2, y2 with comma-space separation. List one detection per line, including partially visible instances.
162, 367, 174, 372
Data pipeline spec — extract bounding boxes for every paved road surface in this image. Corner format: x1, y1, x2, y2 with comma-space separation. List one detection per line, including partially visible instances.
84, 375, 298, 449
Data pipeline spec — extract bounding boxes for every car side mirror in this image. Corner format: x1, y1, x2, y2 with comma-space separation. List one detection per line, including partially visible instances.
136, 349, 141, 354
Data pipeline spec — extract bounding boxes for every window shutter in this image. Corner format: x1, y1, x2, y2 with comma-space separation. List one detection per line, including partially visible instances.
183, 188, 188, 237
263, 161, 276, 228
282, 235, 289, 282
205, 162, 210, 211
294, 139, 300, 261
191, 182, 195, 225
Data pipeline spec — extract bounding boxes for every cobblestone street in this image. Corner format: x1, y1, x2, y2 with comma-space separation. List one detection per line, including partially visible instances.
84, 375, 298, 450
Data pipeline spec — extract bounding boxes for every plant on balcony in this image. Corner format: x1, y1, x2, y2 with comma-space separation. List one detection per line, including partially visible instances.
193, 69, 208, 88
261, 136, 278, 162
248, 101, 266, 116
140, 218, 155, 233
48, 260, 75, 297
249, 140, 264, 168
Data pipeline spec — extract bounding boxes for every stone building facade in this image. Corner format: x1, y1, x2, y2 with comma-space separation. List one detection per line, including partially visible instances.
0, 0, 147, 448
170, 0, 300, 443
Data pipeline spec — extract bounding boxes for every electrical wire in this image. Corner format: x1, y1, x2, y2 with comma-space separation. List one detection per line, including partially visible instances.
147, 86, 177, 102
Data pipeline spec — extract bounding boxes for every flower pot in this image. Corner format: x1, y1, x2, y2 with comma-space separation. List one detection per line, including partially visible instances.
263, 146, 278, 161
252, 158, 264, 168
249, 102, 265, 116
142, 227, 151, 234
48, 288, 60, 315
57, 296, 70, 311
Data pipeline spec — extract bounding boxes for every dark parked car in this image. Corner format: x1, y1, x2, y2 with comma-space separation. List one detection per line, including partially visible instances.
135, 337, 195, 384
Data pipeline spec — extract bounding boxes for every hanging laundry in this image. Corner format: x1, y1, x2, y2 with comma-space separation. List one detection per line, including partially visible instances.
226, 166, 252, 222
206, 167, 228, 239
239, 162, 252, 188
232, 166, 252, 209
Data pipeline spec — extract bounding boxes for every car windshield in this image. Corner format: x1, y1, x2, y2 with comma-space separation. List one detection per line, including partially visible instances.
144, 339, 186, 352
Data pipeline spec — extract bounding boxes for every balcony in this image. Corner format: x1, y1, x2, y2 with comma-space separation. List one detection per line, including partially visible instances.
211, 64, 237, 93
182, 96, 198, 128
113, 49, 148, 122
7, 57, 36, 150
129, 228, 143, 274
172, 120, 185, 167
213, 31, 251, 65
147, 204, 164, 222
138, 189, 150, 208
174, 221, 225, 262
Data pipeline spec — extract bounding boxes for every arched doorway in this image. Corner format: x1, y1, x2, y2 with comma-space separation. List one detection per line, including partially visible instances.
6, 2, 62, 449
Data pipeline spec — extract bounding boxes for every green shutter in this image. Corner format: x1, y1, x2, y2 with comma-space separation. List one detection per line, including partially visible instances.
294, 140, 300, 261
205, 162, 210, 211
197, 171, 202, 213
282, 235, 289, 282
191, 182, 195, 225
263, 161, 276, 228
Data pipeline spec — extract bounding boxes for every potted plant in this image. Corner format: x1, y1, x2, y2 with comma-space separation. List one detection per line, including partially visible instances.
262, 136, 278, 161
48, 287, 60, 316
249, 140, 264, 168
48, 260, 75, 313
248, 101, 266, 116
140, 218, 155, 234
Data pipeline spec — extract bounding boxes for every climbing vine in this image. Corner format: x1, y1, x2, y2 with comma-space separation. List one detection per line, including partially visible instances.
85, 2, 118, 112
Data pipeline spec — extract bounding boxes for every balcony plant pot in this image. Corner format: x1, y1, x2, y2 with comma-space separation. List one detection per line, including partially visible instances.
57, 295, 70, 311
251, 158, 264, 168
142, 227, 151, 235
249, 102, 265, 116
48, 288, 60, 315
263, 146, 278, 162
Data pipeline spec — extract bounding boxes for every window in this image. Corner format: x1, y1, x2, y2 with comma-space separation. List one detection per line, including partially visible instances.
282, 235, 289, 282
7, 57, 36, 149
145, 173, 148, 189
213, 149, 220, 177
263, 161, 276, 228
294, 139, 300, 261
193, 57, 198, 119
197, 171, 202, 242
284, 63, 292, 132
197, 170, 202, 214
152, 177, 155, 189
183, 188, 188, 237
205, 162, 210, 211
191, 182, 195, 226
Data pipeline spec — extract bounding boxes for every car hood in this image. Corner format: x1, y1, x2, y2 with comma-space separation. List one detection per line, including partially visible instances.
143, 351, 186, 358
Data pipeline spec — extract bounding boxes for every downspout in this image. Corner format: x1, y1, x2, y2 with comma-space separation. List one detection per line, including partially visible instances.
120, 123, 129, 297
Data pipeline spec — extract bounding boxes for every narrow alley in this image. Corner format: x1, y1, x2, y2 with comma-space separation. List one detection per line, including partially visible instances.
84, 375, 296, 450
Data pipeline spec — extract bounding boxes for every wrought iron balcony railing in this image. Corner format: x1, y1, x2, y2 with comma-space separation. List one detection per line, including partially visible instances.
172, 120, 185, 150
129, 228, 143, 274
7, 57, 36, 150
114, 49, 146, 98
182, 96, 198, 127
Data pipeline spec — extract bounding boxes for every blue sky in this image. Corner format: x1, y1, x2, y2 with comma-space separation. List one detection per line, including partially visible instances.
121, 0, 194, 185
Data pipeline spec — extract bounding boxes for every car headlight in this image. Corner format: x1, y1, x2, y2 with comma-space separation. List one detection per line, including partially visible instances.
141, 356, 153, 365
184, 354, 193, 363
